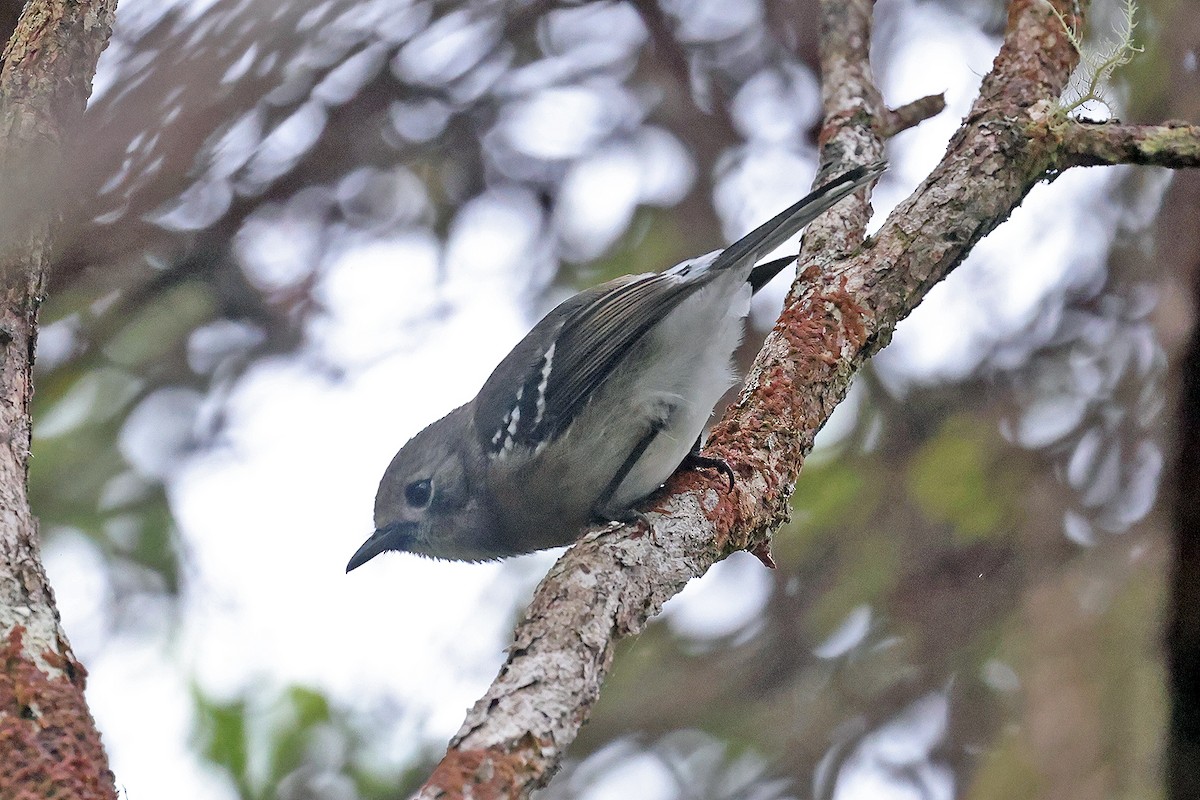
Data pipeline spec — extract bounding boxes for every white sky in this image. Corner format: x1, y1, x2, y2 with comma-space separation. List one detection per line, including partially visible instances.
38, 1, 1155, 798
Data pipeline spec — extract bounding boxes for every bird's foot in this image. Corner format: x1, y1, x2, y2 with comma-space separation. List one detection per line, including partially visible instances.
682, 451, 736, 491
594, 505, 657, 543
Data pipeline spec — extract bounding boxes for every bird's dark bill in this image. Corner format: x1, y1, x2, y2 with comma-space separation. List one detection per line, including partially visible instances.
346, 522, 415, 572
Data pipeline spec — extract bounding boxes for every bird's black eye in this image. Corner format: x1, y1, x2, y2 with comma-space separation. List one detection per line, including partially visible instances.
405, 479, 433, 508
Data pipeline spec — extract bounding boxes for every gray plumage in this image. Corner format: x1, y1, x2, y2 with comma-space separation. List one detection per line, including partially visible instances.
348, 161, 885, 568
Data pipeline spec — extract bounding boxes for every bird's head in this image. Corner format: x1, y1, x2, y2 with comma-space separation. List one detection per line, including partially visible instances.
347, 405, 497, 569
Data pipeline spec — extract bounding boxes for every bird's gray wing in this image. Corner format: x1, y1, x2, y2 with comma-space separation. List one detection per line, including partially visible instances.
474, 272, 702, 458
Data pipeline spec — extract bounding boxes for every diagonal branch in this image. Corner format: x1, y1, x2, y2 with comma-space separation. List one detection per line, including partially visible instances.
410, 0, 1169, 797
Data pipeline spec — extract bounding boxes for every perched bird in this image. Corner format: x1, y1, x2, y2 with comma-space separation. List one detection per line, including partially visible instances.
347, 161, 885, 568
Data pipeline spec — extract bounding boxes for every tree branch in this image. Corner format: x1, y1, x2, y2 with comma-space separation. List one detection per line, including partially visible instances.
0, 2, 119, 798
879, 93, 948, 138
1059, 119, 1200, 168
416, 0, 1103, 796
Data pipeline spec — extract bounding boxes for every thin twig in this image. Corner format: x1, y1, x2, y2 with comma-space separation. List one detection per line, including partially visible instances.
879, 93, 948, 138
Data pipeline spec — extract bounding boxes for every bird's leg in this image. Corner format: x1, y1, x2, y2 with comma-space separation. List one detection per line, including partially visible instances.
680, 434, 735, 490
592, 422, 662, 534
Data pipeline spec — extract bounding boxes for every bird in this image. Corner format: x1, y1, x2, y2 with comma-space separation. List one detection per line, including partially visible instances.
347, 160, 885, 568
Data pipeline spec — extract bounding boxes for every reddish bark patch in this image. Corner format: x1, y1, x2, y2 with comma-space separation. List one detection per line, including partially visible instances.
777, 302, 837, 373
703, 282, 878, 555
825, 277, 872, 350
422, 743, 545, 799
0, 626, 114, 800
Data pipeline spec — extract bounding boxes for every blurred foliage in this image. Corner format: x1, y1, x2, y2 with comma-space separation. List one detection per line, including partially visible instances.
16, 0, 1190, 797
907, 416, 1018, 543
194, 684, 422, 800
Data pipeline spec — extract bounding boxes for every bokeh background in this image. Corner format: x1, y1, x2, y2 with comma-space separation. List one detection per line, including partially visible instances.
14, 0, 1198, 797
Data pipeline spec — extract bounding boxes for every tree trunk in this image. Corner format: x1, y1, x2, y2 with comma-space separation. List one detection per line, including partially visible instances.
0, 2, 119, 797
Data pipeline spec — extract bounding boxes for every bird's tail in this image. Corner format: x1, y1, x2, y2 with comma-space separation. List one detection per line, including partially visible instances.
710, 160, 886, 276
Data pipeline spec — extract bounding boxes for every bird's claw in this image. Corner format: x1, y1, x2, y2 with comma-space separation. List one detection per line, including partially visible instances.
682, 451, 736, 491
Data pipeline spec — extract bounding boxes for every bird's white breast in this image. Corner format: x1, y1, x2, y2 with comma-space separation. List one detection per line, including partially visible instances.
602, 269, 751, 509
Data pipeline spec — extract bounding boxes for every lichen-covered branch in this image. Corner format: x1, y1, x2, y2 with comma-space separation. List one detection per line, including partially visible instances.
0, 2, 119, 798
415, 0, 1195, 796
1059, 119, 1200, 168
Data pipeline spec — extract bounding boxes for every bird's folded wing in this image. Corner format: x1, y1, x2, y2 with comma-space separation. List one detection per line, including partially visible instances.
474, 272, 703, 458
